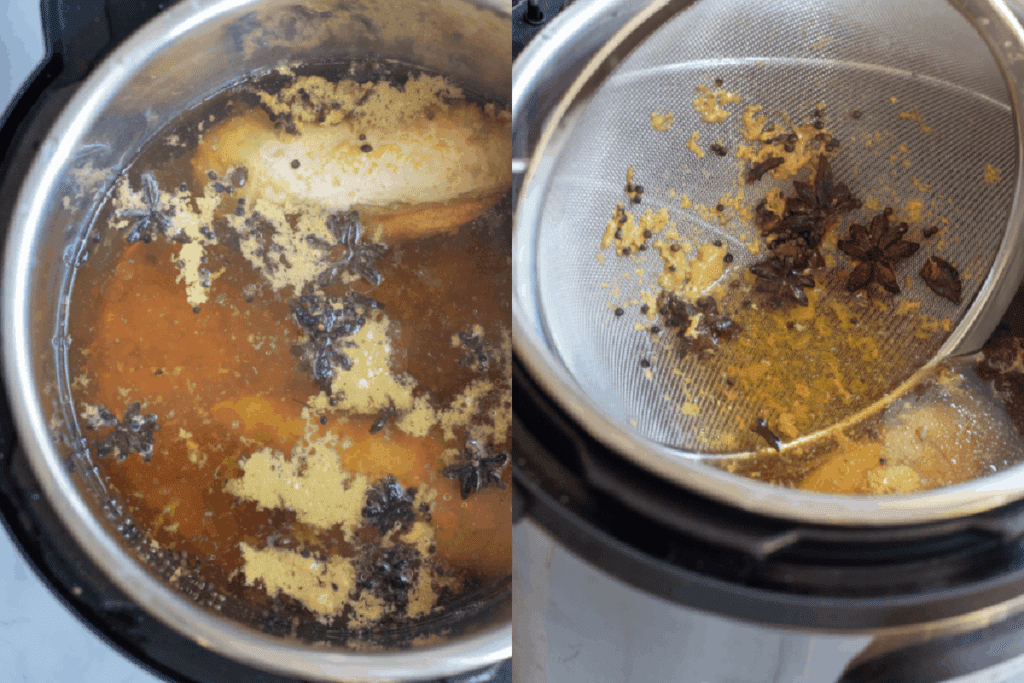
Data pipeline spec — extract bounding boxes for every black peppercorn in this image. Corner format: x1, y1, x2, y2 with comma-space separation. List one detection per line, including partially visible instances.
614, 307, 624, 317
291, 159, 301, 169
361, 144, 373, 153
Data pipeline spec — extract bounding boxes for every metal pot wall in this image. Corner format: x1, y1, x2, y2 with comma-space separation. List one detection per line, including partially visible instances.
1, 0, 512, 680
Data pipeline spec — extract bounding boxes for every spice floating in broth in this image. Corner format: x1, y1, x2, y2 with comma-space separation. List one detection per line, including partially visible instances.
66, 64, 512, 644
81, 401, 160, 462
442, 436, 510, 500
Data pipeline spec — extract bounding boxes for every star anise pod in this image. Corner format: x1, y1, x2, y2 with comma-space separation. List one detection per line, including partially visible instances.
762, 155, 860, 263
313, 211, 387, 287
442, 437, 509, 500
456, 328, 491, 372
117, 172, 180, 245
788, 154, 861, 220
354, 543, 419, 613
362, 475, 417, 534
746, 155, 785, 183
749, 256, 817, 308
919, 255, 962, 304
657, 293, 742, 353
289, 291, 382, 393
369, 405, 399, 434
92, 402, 160, 462
839, 208, 920, 294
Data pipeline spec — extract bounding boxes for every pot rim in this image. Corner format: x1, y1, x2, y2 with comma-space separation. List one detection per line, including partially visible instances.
2, 0, 511, 678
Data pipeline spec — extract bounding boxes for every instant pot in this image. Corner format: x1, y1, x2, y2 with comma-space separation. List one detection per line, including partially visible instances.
0, 0, 512, 681
511, 1, 1024, 681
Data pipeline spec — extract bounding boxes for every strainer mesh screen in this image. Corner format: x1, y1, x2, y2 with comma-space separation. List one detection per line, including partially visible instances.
533, 0, 1017, 452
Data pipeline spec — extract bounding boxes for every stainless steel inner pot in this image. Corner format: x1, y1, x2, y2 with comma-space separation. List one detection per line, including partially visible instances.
2, 0, 511, 680
513, 0, 1024, 525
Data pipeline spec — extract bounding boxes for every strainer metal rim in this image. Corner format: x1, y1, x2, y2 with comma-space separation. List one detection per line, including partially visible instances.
513, 0, 1024, 526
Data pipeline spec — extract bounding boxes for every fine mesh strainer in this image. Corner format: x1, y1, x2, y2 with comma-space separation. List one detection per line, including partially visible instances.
515, 0, 1024, 465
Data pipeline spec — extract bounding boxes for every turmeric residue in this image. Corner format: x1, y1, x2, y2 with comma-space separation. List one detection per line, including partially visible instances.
985, 163, 1001, 185
692, 84, 741, 123
651, 110, 674, 131
898, 106, 939, 138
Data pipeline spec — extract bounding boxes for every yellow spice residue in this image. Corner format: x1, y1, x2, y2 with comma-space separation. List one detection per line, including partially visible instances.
238, 542, 381, 621
317, 319, 510, 442
898, 106, 939, 137
911, 177, 933, 193
741, 105, 767, 141
654, 239, 691, 291
437, 328, 512, 445
693, 279, 942, 451
110, 177, 222, 307
601, 203, 673, 255
225, 404, 446, 621
985, 163, 1001, 185
865, 465, 922, 494
692, 85, 741, 123
903, 198, 923, 223
651, 110, 674, 131
687, 131, 705, 159
683, 242, 728, 300
327, 313, 415, 415
735, 120, 831, 181
223, 413, 372, 537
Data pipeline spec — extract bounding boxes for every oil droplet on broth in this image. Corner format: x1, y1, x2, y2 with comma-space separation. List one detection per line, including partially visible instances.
65, 63, 512, 640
